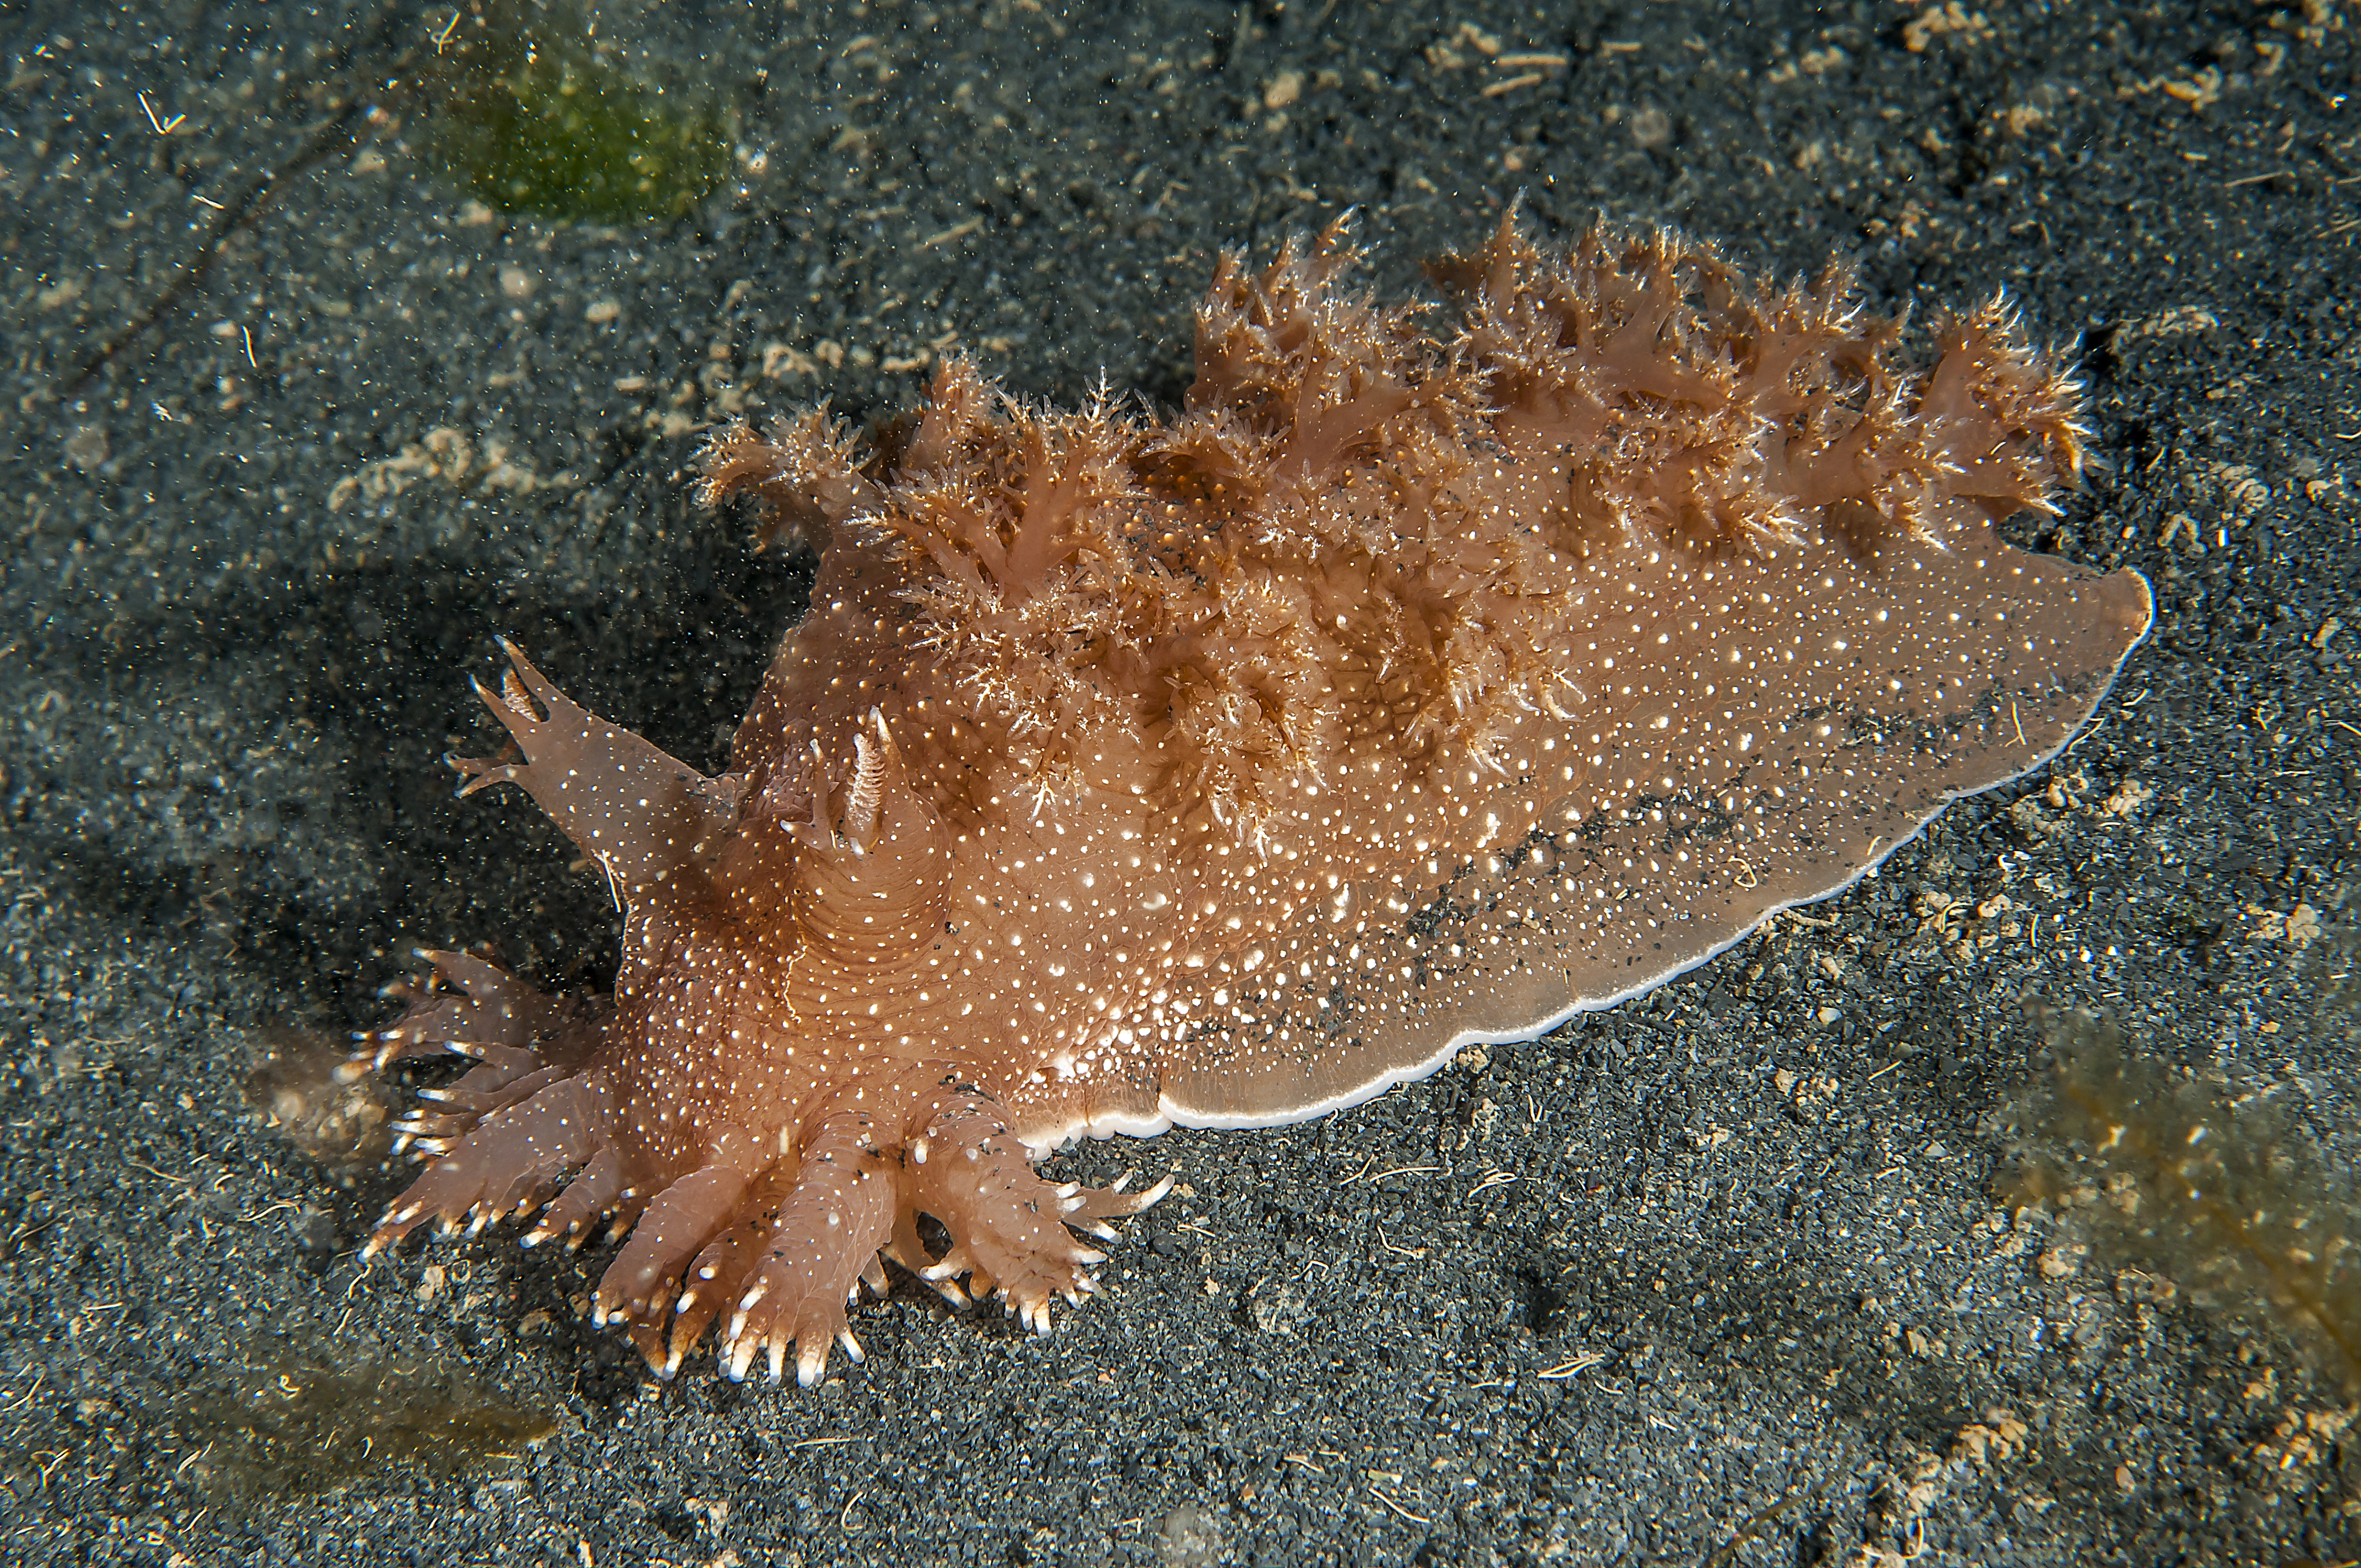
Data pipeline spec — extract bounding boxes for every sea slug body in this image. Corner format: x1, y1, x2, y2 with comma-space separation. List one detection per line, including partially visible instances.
351, 215, 2152, 1385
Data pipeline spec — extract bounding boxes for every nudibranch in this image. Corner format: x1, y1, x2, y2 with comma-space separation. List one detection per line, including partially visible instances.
352, 216, 2151, 1385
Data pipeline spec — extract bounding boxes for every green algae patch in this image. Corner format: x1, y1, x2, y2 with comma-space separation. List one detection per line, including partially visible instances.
2005, 1003, 2361, 1394
425, 2, 732, 225
175, 1337, 558, 1502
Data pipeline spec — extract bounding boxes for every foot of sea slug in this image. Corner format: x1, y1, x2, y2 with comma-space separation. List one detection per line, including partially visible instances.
346, 946, 598, 1081
711, 1077, 1169, 1387
589, 1143, 800, 1376
355, 951, 621, 1257
363, 1070, 618, 1255
906, 1095, 1173, 1335
721, 1118, 902, 1386
659, 1203, 786, 1376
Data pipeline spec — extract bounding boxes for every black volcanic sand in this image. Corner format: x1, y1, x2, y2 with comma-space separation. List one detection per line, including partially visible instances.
3, 2, 2358, 1564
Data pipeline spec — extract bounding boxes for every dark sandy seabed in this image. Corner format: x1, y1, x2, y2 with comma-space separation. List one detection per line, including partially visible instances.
3, 1, 2359, 1564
